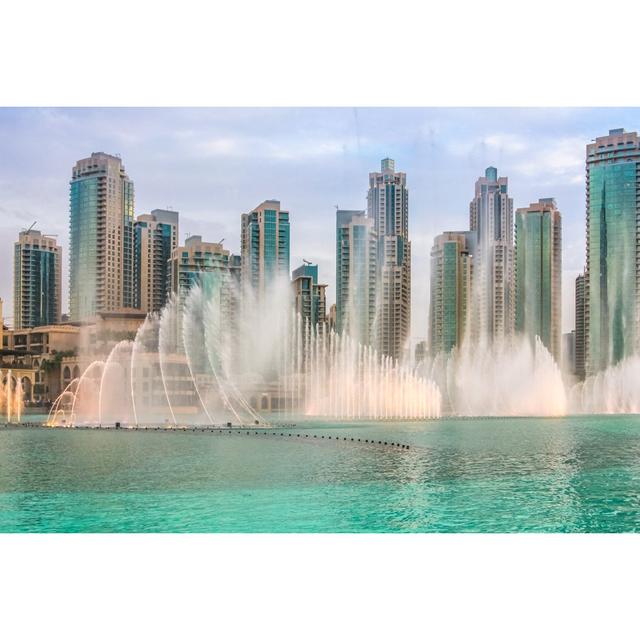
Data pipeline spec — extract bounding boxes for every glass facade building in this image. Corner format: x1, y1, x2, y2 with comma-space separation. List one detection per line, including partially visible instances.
585, 129, 640, 374
241, 200, 290, 299
575, 273, 586, 379
13, 229, 61, 329
69, 152, 134, 321
170, 235, 231, 304
514, 198, 562, 362
292, 263, 327, 331
429, 232, 473, 355
335, 209, 377, 346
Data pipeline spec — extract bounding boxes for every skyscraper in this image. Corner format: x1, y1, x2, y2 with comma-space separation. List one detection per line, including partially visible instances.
585, 129, 640, 374
170, 235, 231, 303
575, 273, 586, 379
469, 166, 514, 342
367, 159, 411, 361
291, 263, 327, 331
335, 209, 377, 346
428, 231, 474, 355
328, 303, 337, 333
241, 200, 290, 299
13, 228, 61, 329
134, 209, 179, 314
514, 198, 562, 362
228, 254, 242, 288
69, 152, 135, 321
563, 331, 576, 376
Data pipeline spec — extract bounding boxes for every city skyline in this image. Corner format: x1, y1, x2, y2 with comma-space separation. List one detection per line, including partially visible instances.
2, 107, 640, 338
5, 127, 637, 409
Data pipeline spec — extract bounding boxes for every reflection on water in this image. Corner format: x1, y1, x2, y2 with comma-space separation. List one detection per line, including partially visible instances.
2, 415, 640, 532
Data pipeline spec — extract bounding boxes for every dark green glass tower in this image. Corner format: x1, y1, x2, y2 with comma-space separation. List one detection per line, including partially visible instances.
585, 129, 640, 374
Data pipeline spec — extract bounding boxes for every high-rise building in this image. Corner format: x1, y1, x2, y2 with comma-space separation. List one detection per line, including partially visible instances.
228, 254, 242, 287
241, 200, 290, 299
514, 198, 562, 362
563, 331, 576, 376
414, 340, 427, 365
170, 235, 231, 303
134, 209, 179, 314
367, 159, 411, 361
335, 209, 377, 346
575, 273, 586, 379
328, 303, 337, 333
469, 166, 514, 342
585, 129, 640, 374
227, 253, 242, 329
13, 229, 61, 329
292, 263, 327, 331
69, 152, 135, 321
428, 231, 474, 355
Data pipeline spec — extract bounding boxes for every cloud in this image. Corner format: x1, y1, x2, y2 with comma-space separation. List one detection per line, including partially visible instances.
0, 202, 38, 225
484, 133, 529, 154
446, 132, 529, 157
513, 136, 584, 179
1, 106, 639, 336
195, 135, 347, 160
446, 130, 586, 186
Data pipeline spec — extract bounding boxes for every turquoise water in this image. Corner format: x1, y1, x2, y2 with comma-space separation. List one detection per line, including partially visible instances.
2, 415, 640, 532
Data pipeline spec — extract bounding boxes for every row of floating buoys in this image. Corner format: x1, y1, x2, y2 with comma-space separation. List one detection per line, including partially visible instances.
212, 429, 411, 449
23, 421, 412, 450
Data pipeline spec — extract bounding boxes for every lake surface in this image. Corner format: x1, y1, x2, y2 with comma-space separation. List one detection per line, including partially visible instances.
2, 415, 640, 532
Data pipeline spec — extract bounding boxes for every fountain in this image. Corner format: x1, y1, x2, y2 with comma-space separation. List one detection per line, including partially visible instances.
422, 335, 567, 417
303, 328, 440, 419
1, 370, 23, 424
568, 355, 640, 414
421, 327, 640, 417
47, 273, 442, 427
46, 258, 640, 426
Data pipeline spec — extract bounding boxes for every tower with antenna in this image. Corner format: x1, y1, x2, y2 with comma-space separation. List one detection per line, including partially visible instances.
14, 223, 62, 329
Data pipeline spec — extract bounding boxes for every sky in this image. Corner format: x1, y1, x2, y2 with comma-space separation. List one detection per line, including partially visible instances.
1, 106, 639, 342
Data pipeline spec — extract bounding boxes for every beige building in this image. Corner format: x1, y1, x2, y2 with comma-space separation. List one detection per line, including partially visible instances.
135, 209, 179, 314
170, 235, 232, 302
328, 303, 337, 333
1, 306, 148, 405
367, 159, 411, 362
469, 167, 514, 343
80, 310, 147, 356
2, 320, 79, 404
